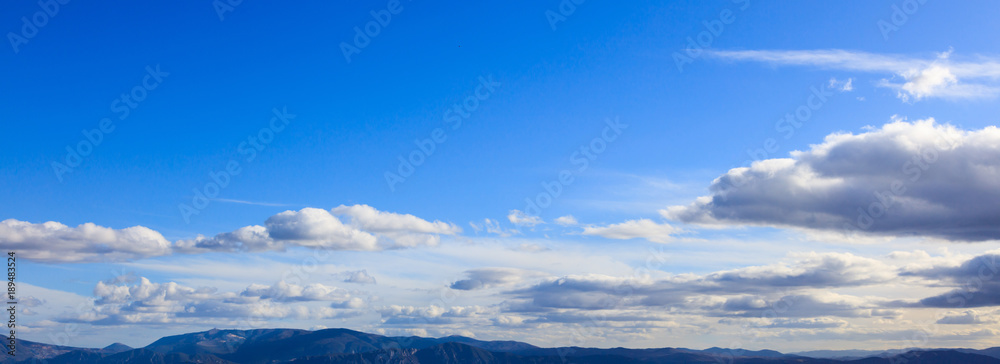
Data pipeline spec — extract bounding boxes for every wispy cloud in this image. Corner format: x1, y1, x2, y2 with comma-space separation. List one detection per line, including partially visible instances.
708, 49, 1000, 102
508, 209, 543, 227
581, 219, 679, 244
212, 198, 295, 207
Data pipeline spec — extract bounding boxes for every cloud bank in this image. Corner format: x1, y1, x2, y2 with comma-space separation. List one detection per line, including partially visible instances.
664, 119, 1000, 241
2, 205, 460, 263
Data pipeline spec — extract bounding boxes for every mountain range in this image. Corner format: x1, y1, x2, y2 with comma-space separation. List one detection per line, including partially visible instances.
3, 328, 999, 363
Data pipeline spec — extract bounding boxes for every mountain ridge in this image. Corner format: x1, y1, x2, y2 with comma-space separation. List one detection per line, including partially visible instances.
3, 327, 998, 363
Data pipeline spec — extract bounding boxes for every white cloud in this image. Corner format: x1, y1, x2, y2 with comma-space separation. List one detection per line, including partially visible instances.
508, 209, 543, 227
470, 218, 519, 237
936, 310, 1000, 325
506, 251, 900, 316
554, 215, 578, 226
264, 208, 379, 249
582, 219, 679, 243
0, 219, 172, 263
341, 269, 377, 285
449, 268, 546, 290
376, 304, 497, 327
829, 77, 853, 92
5, 205, 461, 263
172, 205, 456, 252
709, 49, 1000, 102
240, 281, 350, 302
332, 204, 461, 235
67, 277, 361, 326
664, 119, 1000, 241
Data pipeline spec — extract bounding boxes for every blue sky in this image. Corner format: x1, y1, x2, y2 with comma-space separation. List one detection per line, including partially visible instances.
3, 0, 1000, 352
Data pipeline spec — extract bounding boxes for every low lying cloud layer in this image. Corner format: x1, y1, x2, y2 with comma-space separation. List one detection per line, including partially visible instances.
664, 120, 1000, 241
505, 252, 896, 314
21, 247, 999, 349
3, 205, 460, 263
69, 277, 363, 326
911, 253, 1000, 308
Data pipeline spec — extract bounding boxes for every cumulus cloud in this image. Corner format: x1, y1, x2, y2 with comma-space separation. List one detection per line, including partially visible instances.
581, 219, 679, 243
450, 268, 546, 290
178, 206, 460, 253
20, 296, 45, 307
936, 310, 1000, 325
706, 252, 896, 290
4, 205, 460, 263
331, 297, 366, 309
508, 209, 543, 227
723, 292, 895, 318
506, 252, 897, 315
240, 281, 350, 302
340, 269, 377, 285
332, 204, 461, 248
376, 305, 496, 326
0, 219, 172, 263
911, 253, 1000, 308
0, 205, 462, 263
708, 49, 1000, 102
663, 120, 1000, 241
554, 215, 578, 226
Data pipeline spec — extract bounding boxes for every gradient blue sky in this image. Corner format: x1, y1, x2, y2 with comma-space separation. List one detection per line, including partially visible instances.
3, 0, 1000, 352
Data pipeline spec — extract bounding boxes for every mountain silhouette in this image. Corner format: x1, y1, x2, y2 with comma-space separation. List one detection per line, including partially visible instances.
3, 328, 998, 363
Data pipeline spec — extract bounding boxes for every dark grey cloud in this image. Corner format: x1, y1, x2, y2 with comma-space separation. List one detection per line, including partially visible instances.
663, 120, 1000, 241
506, 252, 895, 314
935, 310, 998, 325
911, 254, 1000, 308
722, 294, 896, 318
